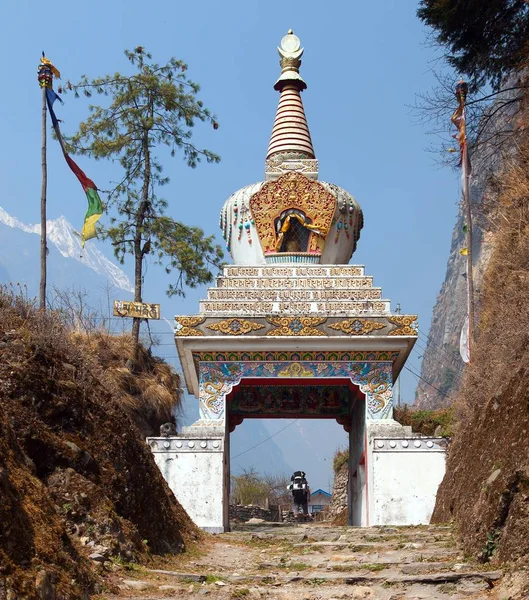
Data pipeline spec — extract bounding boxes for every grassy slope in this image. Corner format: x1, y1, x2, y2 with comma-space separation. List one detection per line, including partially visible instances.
0, 288, 200, 599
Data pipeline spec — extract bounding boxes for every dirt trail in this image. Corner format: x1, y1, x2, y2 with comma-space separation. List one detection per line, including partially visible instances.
103, 523, 504, 599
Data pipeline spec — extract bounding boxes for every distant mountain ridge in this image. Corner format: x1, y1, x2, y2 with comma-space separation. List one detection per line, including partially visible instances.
0, 207, 133, 293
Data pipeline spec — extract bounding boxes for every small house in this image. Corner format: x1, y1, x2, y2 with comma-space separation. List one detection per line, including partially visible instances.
308, 489, 332, 514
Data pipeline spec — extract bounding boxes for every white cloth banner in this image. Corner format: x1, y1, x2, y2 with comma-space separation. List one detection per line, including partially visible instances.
459, 315, 470, 364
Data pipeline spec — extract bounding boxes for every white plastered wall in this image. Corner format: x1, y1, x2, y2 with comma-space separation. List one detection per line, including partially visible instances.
148, 432, 228, 533
369, 438, 446, 526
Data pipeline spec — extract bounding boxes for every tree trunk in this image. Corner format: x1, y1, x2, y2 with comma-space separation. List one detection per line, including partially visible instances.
131, 133, 151, 366
40, 87, 47, 310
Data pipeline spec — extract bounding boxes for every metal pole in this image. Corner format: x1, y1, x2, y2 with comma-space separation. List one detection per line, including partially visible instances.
40, 86, 47, 310
395, 303, 401, 406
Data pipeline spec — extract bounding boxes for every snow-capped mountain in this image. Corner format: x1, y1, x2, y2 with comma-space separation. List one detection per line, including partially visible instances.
0, 207, 133, 293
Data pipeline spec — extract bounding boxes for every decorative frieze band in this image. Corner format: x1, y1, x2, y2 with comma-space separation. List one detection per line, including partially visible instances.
217, 277, 374, 289
372, 438, 447, 452
199, 300, 390, 314
148, 438, 224, 453
175, 314, 418, 337
207, 288, 383, 301
222, 266, 365, 277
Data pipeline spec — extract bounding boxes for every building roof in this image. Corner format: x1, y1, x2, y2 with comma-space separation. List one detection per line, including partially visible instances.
310, 489, 332, 498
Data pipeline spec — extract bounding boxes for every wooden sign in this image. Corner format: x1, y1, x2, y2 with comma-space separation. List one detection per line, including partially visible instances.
113, 300, 160, 320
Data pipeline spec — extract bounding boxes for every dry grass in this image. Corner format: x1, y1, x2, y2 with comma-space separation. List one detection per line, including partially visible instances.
78, 332, 182, 436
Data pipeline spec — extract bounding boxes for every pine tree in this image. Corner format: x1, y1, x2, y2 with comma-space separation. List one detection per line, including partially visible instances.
418, 0, 529, 91
68, 47, 223, 365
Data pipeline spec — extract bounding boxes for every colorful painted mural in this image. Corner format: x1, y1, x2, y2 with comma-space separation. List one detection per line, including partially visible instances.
230, 384, 352, 417
198, 360, 393, 421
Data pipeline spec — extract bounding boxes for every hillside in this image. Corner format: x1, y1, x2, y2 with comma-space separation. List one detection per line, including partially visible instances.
432, 91, 529, 595
0, 286, 199, 599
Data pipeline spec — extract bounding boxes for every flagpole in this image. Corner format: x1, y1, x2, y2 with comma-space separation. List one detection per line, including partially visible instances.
462, 137, 475, 358
453, 80, 475, 361
40, 83, 47, 310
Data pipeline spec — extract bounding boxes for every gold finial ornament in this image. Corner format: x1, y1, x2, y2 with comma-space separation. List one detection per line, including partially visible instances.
275, 30, 306, 91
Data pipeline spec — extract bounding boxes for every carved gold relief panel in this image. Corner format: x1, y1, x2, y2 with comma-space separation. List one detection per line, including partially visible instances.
249, 172, 336, 255
206, 318, 265, 335
328, 319, 386, 335
266, 316, 327, 336
174, 316, 205, 336
388, 315, 419, 336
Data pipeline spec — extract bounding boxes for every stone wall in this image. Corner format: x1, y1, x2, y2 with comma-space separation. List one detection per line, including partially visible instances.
229, 504, 281, 523
324, 464, 348, 521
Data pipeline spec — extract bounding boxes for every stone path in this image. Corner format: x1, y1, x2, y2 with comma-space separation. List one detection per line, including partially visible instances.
105, 523, 503, 599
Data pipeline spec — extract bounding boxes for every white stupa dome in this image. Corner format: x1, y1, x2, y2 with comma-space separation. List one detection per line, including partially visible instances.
220, 30, 363, 267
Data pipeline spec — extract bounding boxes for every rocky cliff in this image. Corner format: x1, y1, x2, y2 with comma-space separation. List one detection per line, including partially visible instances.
432, 118, 529, 577
415, 84, 522, 408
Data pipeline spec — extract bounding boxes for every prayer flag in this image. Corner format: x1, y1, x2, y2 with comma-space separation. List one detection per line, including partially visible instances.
45, 86, 103, 246
460, 315, 470, 363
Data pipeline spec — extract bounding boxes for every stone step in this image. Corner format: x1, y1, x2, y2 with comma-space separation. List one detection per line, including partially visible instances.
228, 530, 454, 544
223, 570, 502, 586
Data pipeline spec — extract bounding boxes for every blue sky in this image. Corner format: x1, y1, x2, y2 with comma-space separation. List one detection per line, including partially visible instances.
2, 1, 459, 478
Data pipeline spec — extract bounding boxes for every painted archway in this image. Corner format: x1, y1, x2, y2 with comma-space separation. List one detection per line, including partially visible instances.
198, 359, 394, 422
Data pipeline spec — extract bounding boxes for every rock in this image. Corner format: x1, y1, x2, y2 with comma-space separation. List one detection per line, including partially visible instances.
159, 585, 179, 591
160, 422, 177, 436
214, 580, 227, 586
93, 545, 110, 557
351, 586, 373, 599
452, 562, 471, 571
122, 579, 156, 591
247, 518, 265, 524
89, 553, 107, 563
457, 578, 491, 593
35, 570, 55, 600
486, 469, 501, 486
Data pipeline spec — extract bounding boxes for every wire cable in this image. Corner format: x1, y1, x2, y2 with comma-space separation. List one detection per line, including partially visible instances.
417, 327, 465, 373
403, 365, 452, 401
231, 419, 299, 459
411, 343, 463, 383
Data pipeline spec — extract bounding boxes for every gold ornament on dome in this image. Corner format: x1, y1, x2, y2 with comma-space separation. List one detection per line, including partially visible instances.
266, 316, 327, 336
388, 315, 419, 336
328, 319, 386, 335
206, 318, 265, 335
174, 316, 206, 336
249, 172, 336, 255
